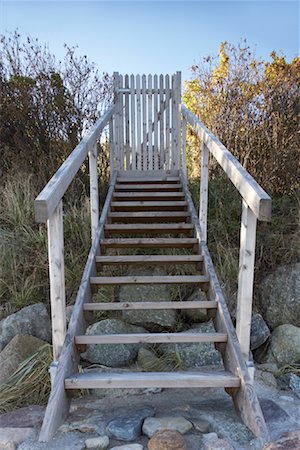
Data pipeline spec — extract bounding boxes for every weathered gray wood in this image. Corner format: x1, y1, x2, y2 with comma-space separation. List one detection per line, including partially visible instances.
88, 143, 99, 242
115, 183, 182, 192
199, 141, 209, 242
179, 170, 268, 440
148, 74, 153, 170
75, 332, 227, 345
110, 200, 187, 211
142, 74, 147, 170
130, 74, 136, 170
153, 74, 159, 170
113, 191, 184, 199
175, 71, 181, 168
119, 74, 124, 170
165, 74, 171, 170
113, 72, 121, 170
100, 237, 198, 248
83, 300, 215, 311
109, 117, 114, 176
136, 75, 142, 170
95, 254, 203, 266
125, 74, 130, 169
159, 74, 165, 169
38, 173, 117, 442
181, 105, 272, 222
90, 275, 209, 286
104, 223, 193, 235
35, 105, 115, 223
108, 211, 190, 222
236, 200, 257, 360
181, 115, 187, 178
47, 201, 66, 362
117, 169, 179, 179
65, 371, 240, 390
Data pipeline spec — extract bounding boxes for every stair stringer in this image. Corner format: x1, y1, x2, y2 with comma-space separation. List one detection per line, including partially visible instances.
180, 171, 269, 442
38, 173, 117, 442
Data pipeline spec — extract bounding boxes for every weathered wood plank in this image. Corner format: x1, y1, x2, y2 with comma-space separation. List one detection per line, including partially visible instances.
90, 275, 209, 286
165, 74, 171, 170
83, 300, 215, 311
75, 332, 227, 345
110, 200, 187, 211
38, 173, 117, 442
108, 211, 190, 222
88, 143, 99, 242
124, 74, 130, 169
159, 74, 165, 169
148, 74, 153, 170
114, 183, 182, 192
35, 105, 115, 223
104, 223, 193, 235
119, 74, 124, 170
95, 254, 203, 266
153, 74, 159, 170
113, 191, 184, 199
136, 75, 142, 170
130, 74, 136, 170
181, 105, 272, 221
65, 371, 240, 390
181, 115, 187, 178
142, 74, 147, 170
100, 237, 197, 248
199, 141, 209, 242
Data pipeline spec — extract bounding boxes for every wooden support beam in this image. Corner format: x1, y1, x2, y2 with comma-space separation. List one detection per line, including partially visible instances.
236, 200, 257, 361
199, 141, 209, 242
88, 143, 99, 242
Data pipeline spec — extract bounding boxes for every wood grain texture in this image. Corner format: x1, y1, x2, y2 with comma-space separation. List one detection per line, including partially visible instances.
181, 105, 271, 221
108, 211, 190, 222
83, 300, 216, 311
104, 223, 193, 235
100, 237, 198, 248
95, 254, 203, 266
90, 275, 209, 286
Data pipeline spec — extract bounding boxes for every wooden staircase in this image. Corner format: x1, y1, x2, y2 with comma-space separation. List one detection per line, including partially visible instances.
35, 72, 272, 442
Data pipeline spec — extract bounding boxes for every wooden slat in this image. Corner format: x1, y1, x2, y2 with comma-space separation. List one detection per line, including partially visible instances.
117, 176, 180, 183
108, 211, 190, 223
165, 74, 171, 170
110, 201, 187, 211
124, 74, 130, 170
84, 300, 216, 311
90, 275, 209, 286
113, 192, 184, 200
136, 75, 142, 170
171, 73, 176, 169
113, 72, 120, 170
119, 74, 124, 170
95, 254, 203, 266
142, 74, 147, 170
175, 72, 181, 167
153, 74, 159, 170
100, 237, 197, 248
148, 74, 153, 170
65, 371, 240, 390
159, 74, 164, 169
38, 173, 117, 442
104, 223, 193, 235
114, 184, 182, 192
75, 332, 227, 345
130, 74, 136, 170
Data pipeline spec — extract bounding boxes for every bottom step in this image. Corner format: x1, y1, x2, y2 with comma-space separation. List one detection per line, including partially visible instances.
65, 371, 240, 389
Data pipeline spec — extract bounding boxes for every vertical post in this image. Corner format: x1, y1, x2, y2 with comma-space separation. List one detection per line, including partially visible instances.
47, 200, 66, 364
176, 71, 182, 168
88, 143, 99, 242
113, 72, 120, 170
236, 200, 257, 364
199, 141, 209, 242
181, 115, 187, 179
109, 116, 114, 179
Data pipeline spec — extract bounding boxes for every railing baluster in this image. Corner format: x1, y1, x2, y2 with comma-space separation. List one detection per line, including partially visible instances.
88, 143, 99, 241
236, 200, 257, 363
47, 200, 66, 363
181, 115, 187, 178
199, 141, 209, 242
109, 116, 114, 178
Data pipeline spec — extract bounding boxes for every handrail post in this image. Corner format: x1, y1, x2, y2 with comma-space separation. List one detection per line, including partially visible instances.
109, 116, 115, 180
236, 200, 257, 366
88, 143, 99, 242
181, 115, 187, 179
47, 200, 66, 366
199, 141, 209, 242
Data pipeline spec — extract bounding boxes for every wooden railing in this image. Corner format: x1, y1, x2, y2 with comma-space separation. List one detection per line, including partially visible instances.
35, 105, 115, 363
180, 104, 272, 363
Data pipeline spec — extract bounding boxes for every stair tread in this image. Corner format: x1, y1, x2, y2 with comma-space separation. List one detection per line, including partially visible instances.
65, 370, 240, 389
90, 275, 210, 285
104, 223, 193, 234
100, 238, 198, 248
111, 201, 187, 206
95, 255, 203, 265
115, 184, 182, 191
75, 332, 227, 344
117, 177, 180, 183
83, 300, 217, 311
113, 192, 185, 198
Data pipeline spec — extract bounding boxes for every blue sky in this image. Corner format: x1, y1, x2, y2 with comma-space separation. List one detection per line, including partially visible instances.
0, 1, 299, 82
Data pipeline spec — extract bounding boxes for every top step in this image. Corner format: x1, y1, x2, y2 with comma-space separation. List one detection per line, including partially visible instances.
117, 177, 181, 184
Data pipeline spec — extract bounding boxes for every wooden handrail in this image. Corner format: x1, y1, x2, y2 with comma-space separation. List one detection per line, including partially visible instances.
35, 105, 115, 223
180, 104, 271, 222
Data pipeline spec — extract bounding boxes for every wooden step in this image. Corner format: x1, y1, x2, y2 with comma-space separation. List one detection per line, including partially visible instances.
117, 177, 180, 184
95, 254, 203, 267
108, 211, 191, 223
65, 371, 240, 390
113, 192, 185, 200
83, 300, 217, 311
100, 238, 198, 249
75, 332, 227, 345
115, 184, 182, 192
90, 275, 210, 287
104, 223, 194, 235
110, 201, 188, 211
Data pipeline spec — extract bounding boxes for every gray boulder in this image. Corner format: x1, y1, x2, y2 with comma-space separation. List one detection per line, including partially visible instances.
0, 303, 51, 351
84, 319, 148, 367
181, 289, 208, 323
0, 334, 47, 385
160, 321, 221, 368
260, 263, 300, 329
119, 268, 177, 331
250, 313, 270, 350
266, 324, 300, 367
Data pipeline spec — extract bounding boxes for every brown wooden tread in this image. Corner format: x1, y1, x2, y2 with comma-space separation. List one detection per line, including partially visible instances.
113, 192, 185, 200
83, 300, 217, 311
75, 332, 227, 345
116, 177, 180, 184
100, 238, 198, 248
114, 184, 182, 192
104, 223, 194, 235
90, 275, 210, 287
108, 211, 191, 222
65, 371, 240, 389
95, 254, 203, 266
